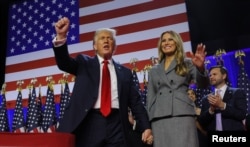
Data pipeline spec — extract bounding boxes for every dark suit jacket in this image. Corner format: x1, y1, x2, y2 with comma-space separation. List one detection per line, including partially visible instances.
52, 44, 151, 146
198, 87, 247, 131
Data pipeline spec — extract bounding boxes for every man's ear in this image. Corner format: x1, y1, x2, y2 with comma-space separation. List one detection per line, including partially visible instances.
93, 44, 97, 51
223, 74, 227, 81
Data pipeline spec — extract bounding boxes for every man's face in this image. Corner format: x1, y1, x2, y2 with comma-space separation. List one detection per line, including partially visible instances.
209, 68, 226, 87
94, 31, 115, 59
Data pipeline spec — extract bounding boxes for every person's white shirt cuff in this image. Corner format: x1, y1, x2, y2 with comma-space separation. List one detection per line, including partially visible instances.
221, 103, 226, 110
132, 120, 136, 130
209, 107, 215, 115
52, 37, 67, 47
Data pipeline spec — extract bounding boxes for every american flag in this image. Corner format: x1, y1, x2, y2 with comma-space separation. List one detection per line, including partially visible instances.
37, 85, 43, 127
141, 73, 148, 107
0, 90, 9, 132
132, 69, 141, 95
12, 90, 26, 133
237, 64, 250, 113
41, 85, 56, 133
59, 82, 70, 119
26, 86, 42, 133
5, 0, 191, 105
195, 87, 212, 108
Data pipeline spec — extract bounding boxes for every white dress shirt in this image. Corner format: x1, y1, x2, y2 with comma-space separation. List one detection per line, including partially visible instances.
93, 55, 119, 109
52, 37, 119, 109
215, 84, 227, 110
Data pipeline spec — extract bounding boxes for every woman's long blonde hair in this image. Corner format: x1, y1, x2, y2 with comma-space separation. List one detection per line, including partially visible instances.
157, 30, 188, 76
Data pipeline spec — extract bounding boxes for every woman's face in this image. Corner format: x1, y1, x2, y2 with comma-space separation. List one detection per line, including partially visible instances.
161, 33, 177, 55
187, 89, 196, 102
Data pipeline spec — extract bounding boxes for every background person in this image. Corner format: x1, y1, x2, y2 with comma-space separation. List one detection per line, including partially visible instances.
198, 65, 247, 131
187, 88, 208, 147
187, 88, 201, 116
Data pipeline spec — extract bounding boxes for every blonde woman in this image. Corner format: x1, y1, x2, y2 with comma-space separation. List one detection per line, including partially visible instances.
146, 30, 209, 147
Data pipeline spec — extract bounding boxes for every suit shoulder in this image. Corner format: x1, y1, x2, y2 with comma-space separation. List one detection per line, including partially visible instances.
76, 54, 91, 59
114, 61, 131, 72
184, 58, 193, 66
184, 57, 192, 62
76, 54, 95, 62
229, 87, 245, 93
150, 63, 161, 70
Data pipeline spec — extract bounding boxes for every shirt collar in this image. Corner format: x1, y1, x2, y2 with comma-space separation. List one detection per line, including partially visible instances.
97, 54, 113, 65
216, 84, 227, 94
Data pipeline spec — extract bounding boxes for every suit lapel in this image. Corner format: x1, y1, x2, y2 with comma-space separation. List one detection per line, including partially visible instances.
165, 59, 177, 74
223, 87, 233, 102
113, 60, 122, 99
156, 59, 177, 84
88, 56, 101, 91
88, 57, 123, 100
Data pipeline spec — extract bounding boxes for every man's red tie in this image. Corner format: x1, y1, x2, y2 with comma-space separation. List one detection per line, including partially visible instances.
100, 60, 111, 117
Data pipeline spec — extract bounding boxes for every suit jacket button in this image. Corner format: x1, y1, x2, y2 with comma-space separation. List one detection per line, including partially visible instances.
159, 92, 162, 95
169, 90, 172, 93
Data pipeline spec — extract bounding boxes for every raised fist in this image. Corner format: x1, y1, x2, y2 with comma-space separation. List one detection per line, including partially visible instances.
55, 17, 70, 40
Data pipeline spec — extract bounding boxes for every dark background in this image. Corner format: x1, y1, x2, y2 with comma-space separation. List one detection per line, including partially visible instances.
0, 0, 9, 89
186, 0, 250, 55
1, 0, 250, 87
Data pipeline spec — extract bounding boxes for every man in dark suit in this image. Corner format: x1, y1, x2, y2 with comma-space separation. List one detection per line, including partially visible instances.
198, 65, 247, 131
52, 17, 153, 147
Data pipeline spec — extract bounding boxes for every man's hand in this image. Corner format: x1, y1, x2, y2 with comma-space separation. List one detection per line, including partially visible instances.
128, 111, 135, 125
208, 93, 224, 109
55, 17, 70, 40
142, 129, 153, 145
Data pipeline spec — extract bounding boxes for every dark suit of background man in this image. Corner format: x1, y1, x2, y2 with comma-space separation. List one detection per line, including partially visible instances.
52, 17, 153, 147
198, 65, 247, 131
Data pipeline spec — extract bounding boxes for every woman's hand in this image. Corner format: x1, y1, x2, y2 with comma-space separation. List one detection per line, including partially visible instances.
186, 43, 206, 72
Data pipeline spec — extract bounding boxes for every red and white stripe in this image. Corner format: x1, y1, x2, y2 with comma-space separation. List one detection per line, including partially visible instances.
28, 127, 42, 133
14, 127, 26, 133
